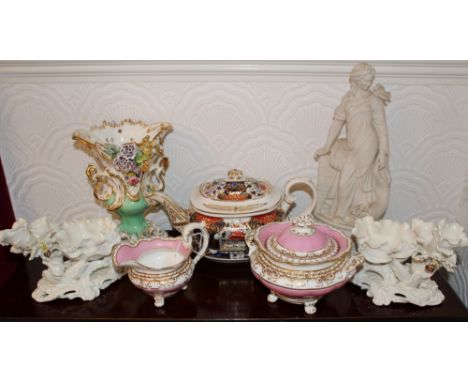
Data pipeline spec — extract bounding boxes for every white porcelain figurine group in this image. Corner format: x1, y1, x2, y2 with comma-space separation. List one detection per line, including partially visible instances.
1, 63, 467, 314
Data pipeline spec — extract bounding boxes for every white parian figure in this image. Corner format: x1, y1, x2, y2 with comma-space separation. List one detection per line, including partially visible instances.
314, 63, 392, 229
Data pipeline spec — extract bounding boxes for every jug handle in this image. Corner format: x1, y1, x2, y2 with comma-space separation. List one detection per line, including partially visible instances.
182, 222, 209, 266
280, 177, 317, 218
245, 230, 257, 258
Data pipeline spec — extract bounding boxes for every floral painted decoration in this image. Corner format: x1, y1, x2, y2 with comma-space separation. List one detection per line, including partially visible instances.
105, 139, 152, 187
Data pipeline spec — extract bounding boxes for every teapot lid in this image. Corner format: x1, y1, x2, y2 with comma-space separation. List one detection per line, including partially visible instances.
200, 169, 270, 201
190, 169, 282, 217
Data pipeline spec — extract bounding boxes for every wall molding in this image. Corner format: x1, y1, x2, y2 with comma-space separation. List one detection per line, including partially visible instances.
1, 61, 468, 84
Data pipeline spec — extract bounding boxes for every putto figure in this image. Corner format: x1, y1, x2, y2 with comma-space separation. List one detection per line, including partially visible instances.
314, 63, 391, 230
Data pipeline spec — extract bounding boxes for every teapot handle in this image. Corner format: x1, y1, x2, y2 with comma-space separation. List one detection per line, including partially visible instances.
181, 222, 209, 266
280, 177, 317, 218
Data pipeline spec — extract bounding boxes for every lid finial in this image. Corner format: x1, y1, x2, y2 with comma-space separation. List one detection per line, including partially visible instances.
290, 215, 316, 236
227, 169, 244, 181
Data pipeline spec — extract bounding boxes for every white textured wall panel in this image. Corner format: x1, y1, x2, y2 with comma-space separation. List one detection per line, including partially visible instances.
0, 61, 467, 306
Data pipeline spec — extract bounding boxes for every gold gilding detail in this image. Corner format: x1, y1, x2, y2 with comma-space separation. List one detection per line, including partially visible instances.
265, 235, 340, 265
128, 259, 192, 289
202, 202, 268, 212
77, 119, 173, 211
39, 242, 50, 257
252, 247, 349, 282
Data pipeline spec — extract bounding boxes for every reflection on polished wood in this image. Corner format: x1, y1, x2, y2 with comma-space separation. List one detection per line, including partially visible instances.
0, 253, 467, 321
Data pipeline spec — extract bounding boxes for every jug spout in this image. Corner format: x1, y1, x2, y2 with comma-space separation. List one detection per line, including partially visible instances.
144, 191, 191, 232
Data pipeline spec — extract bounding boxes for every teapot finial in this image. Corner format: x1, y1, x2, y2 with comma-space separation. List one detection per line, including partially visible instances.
227, 169, 244, 181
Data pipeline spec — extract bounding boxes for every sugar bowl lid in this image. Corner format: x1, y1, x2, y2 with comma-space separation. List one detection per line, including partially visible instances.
260, 215, 350, 265
190, 169, 282, 217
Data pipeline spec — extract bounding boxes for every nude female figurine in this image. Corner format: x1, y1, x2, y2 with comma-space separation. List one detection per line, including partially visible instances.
314, 63, 391, 229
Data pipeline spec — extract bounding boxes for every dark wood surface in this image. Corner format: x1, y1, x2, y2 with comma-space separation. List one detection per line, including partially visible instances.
1, 252, 467, 321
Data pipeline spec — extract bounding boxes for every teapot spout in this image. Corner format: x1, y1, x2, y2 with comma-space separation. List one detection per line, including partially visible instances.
145, 192, 191, 232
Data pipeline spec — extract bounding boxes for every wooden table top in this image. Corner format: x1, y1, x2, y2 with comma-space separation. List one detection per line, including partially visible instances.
1, 253, 467, 321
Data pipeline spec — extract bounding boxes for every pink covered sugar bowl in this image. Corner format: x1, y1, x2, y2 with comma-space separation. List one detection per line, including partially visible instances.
247, 215, 363, 314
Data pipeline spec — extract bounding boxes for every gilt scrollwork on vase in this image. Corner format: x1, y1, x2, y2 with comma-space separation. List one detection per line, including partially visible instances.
73, 119, 172, 241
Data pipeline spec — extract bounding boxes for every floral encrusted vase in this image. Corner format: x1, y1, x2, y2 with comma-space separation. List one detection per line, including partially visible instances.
73, 119, 172, 240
